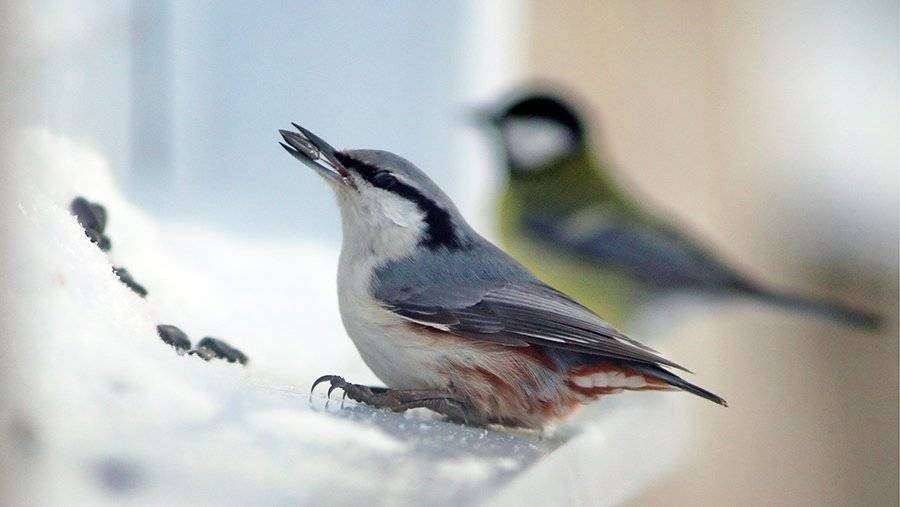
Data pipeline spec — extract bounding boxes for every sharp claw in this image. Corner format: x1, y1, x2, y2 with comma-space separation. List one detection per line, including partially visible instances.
327, 382, 342, 399
457, 401, 470, 426
310, 374, 340, 400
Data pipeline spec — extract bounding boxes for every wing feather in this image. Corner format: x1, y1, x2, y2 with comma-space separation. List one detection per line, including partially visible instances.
381, 280, 689, 372
523, 213, 739, 290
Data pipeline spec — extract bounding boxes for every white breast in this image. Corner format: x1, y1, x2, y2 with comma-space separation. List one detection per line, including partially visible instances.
334, 190, 450, 389
339, 314, 447, 388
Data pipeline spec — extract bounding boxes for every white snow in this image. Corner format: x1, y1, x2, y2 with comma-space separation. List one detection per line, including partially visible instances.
438, 456, 520, 482
247, 409, 408, 455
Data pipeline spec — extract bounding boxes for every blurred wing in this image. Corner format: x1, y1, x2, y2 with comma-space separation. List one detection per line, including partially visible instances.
379, 280, 689, 372
524, 211, 740, 290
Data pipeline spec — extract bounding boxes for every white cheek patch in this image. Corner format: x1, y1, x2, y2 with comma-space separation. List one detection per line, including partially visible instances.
373, 188, 423, 229
335, 179, 427, 265
345, 182, 426, 242
503, 118, 577, 172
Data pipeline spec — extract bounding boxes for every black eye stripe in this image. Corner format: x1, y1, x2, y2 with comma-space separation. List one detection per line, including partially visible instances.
333, 152, 469, 250
370, 171, 398, 189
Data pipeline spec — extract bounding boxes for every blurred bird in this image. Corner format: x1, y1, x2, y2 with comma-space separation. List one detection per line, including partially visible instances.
279, 123, 725, 429
478, 91, 880, 330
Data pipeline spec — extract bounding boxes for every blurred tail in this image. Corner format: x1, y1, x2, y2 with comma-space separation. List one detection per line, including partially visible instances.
734, 281, 881, 331
631, 363, 727, 407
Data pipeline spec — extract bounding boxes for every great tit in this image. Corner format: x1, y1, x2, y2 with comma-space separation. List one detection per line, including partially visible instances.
478, 91, 880, 330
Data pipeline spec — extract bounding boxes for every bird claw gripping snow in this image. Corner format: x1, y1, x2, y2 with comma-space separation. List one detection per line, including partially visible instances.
309, 375, 476, 425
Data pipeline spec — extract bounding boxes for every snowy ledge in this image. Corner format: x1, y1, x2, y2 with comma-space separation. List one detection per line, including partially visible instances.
1, 129, 690, 505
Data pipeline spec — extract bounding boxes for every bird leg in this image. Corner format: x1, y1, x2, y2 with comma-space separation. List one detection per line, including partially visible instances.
310, 375, 480, 425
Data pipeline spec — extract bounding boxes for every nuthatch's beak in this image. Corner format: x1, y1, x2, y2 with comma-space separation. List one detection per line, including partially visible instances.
279, 123, 356, 189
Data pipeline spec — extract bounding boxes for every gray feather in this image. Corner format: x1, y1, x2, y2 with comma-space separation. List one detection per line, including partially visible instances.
524, 213, 738, 290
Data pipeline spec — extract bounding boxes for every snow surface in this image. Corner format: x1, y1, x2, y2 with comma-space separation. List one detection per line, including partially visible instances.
1, 129, 690, 505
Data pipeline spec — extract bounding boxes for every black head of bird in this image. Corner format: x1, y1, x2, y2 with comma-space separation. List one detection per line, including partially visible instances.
482, 94, 591, 178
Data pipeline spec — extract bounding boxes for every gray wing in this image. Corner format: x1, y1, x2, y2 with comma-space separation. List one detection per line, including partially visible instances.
377, 277, 689, 372
524, 213, 743, 290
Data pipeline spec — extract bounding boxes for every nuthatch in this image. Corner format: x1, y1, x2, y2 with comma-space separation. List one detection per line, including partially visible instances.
279, 123, 725, 429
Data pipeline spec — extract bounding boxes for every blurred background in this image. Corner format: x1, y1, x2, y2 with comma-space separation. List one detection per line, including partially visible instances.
1, 1, 897, 505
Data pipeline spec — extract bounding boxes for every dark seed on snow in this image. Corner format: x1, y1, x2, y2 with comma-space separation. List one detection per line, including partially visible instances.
71, 197, 111, 250
81, 220, 112, 251
156, 325, 191, 352
89, 202, 107, 232
191, 337, 248, 365
112, 267, 148, 297
71, 197, 103, 233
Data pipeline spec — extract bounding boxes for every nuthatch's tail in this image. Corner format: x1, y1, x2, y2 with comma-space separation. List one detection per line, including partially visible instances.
734, 281, 881, 331
630, 363, 728, 407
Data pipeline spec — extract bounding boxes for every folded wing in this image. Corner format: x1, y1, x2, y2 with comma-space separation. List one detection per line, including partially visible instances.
378, 279, 689, 372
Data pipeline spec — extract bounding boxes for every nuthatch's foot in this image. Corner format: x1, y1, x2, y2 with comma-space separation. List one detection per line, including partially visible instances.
310, 375, 480, 426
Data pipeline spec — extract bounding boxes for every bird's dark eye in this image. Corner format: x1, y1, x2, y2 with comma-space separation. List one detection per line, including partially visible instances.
371, 171, 398, 190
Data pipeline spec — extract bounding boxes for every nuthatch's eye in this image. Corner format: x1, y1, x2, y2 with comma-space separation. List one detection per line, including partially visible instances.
371, 171, 398, 190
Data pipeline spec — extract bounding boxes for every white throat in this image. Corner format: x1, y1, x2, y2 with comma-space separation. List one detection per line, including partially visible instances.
334, 182, 426, 274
